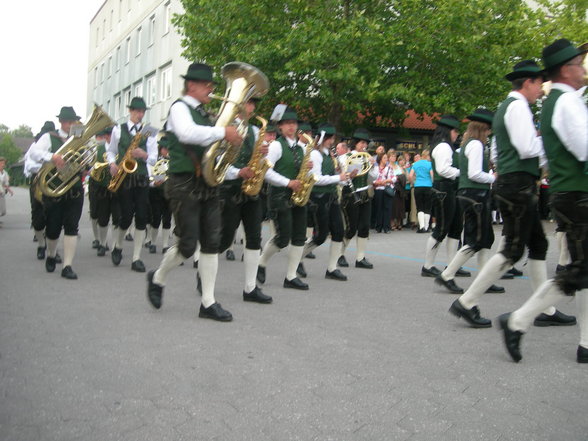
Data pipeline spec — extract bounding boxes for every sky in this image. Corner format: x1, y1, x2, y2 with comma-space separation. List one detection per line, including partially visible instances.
0, 0, 105, 134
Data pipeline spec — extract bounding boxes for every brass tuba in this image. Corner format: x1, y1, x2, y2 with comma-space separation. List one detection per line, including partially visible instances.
342, 151, 373, 204
90, 152, 111, 182
241, 115, 272, 196
202, 62, 270, 187
36, 105, 115, 198
290, 132, 318, 207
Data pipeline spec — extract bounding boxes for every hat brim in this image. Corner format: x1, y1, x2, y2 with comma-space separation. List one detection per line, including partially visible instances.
467, 115, 493, 126
505, 70, 546, 81
181, 74, 219, 84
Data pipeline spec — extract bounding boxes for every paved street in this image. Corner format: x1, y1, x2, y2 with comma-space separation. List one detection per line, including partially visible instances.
1, 186, 586, 441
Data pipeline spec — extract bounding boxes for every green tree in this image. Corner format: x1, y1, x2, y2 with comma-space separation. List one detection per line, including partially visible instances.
0, 124, 9, 134
0, 134, 22, 167
11, 124, 33, 138
175, 0, 588, 132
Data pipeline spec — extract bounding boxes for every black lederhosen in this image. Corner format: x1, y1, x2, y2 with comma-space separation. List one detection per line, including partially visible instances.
165, 172, 220, 257
29, 173, 46, 231
43, 181, 84, 239
308, 191, 344, 246
117, 174, 150, 231
148, 186, 171, 230
267, 186, 307, 248
431, 180, 463, 242
219, 183, 262, 252
456, 188, 494, 251
550, 191, 588, 295
342, 190, 371, 239
494, 172, 548, 263
89, 179, 120, 228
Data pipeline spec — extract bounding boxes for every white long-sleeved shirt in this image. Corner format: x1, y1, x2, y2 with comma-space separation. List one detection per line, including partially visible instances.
310, 148, 342, 186
465, 140, 495, 184
24, 142, 43, 176
29, 129, 69, 164
550, 83, 588, 162
264, 136, 298, 187
431, 142, 460, 180
106, 119, 158, 166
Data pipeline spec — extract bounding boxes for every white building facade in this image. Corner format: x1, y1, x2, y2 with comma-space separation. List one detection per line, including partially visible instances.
87, 0, 189, 129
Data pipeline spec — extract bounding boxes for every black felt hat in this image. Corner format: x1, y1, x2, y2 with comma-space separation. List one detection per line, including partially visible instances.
542, 39, 588, 70
128, 97, 148, 110
505, 60, 545, 81
436, 115, 460, 130
181, 63, 216, 82
467, 108, 494, 126
56, 107, 81, 121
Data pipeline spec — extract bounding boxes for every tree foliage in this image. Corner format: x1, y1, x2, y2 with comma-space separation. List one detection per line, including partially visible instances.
175, 0, 588, 132
0, 134, 23, 167
11, 124, 33, 138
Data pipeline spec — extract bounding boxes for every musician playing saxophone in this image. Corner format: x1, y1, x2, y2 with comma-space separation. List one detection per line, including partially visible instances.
146, 63, 242, 322
106, 97, 158, 273
219, 97, 273, 304
28, 107, 83, 279
257, 107, 313, 291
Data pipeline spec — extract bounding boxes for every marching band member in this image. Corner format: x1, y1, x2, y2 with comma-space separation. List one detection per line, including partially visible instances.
107, 97, 158, 272
146, 62, 242, 321
29, 107, 84, 279
219, 97, 272, 304
147, 136, 171, 254
338, 128, 378, 269
499, 39, 588, 363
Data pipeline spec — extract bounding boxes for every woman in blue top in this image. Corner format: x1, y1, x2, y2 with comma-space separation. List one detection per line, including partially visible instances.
409, 150, 433, 233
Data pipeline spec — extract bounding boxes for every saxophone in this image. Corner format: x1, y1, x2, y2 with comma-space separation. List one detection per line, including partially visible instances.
107, 132, 141, 192
290, 132, 318, 207
241, 115, 272, 196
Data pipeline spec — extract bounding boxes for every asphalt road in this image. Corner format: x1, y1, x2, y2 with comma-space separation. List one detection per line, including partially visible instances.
1, 187, 586, 441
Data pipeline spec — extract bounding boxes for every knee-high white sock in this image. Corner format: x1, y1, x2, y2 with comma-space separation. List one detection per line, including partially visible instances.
497, 235, 506, 252
303, 239, 318, 259
115, 228, 126, 249
193, 242, 200, 263
356, 237, 368, 261
441, 246, 475, 281
35, 229, 46, 247
340, 237, 350, 257
424, 213, 431, 230
424, 236, 440, 269
460, 253, 510, 309
477, 248, 491, 271
417, 212, 425, 229
243, 248, 260, 293
199, 252, 218, 308
150, 226, 159, 245
62, 234, 77, 267
328, 241, 341, 272
133, 229, 145, 262
557, 231, 571, 266
162, 228, 170, 248
259, 236, 280, 267
306, 226, 314, 241
286, 245, 305, 280
268, 219, 276, 237
577, 290, 588, 348
99, 225, 109, 246
91, 218, 99, 241
153, 245, 184, 286
446, 237, 459, 263
527, 258, 555, 316
47, 238, 58, 258
509, 280, 565, 332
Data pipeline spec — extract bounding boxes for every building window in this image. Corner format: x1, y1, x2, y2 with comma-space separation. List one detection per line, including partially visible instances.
164, 2, 171, 34
103, 19, 106, 40
125, 36, 131, 63
119, 0, 122, 21
115, 46, 121, 71
94, 67, 98, 87
106, 100, 111, 117
96, 27, 100, 46
110, 10, 113, 31
115, 95, 121, 120
100, 63, 105, 82
146, 75, 156, 106
161, 67, 172, 101
107, 56, 112, 77
136, 27, 142, 56
124, 89, 132, 108
149, 15, 155, 46
134, 82, 143, 99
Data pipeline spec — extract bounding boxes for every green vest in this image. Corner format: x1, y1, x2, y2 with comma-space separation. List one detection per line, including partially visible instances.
222, 124, 255, 188
118, 123, 148, 176
166, 99, 212, 174
431, 143, 459, 182
49, 133, 64, 153
458, 141, 491, 190
273, 137, 303, 180
493, 96, 539, 177
313, 150, 337, 194
541, 88, 588, 192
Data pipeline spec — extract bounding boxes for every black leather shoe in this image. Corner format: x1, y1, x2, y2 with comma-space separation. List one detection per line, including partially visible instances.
283, 277, 309, 290
149, 244, 156, 254
507, 267, 523, 277
435, 275, 464, 294
555, 264, 566, 274
498, 313, 523, 362
449, 300, 491, 328
337, 255, 349, 267
193, 260, 198, 268
226, 249, 235, 261
146, 270, 163, 309
355, 258, 373, 269
455, 267, 471, 277
144, 240, 151, 249
125, 233, 133, 241
500, 272, 514, 280
97, 245, 107, 257
33, 235, 38, 242
45, 256, 56, 273
243, 287, 273, 304
61, 265, 78, 280
578, 345, 588, 363
305, 251, 316, 259
486, 284, 505, 293
421, 266, 441, 277
131, 260, 146, 273
111, 247, 122, 266
199, 303, 233, 322
162, 247, 169, 254
92, 239, 100, 249
196, 273, 202, 296
297, 262, 307, 278
257, 266, 266, 284
533, 310, 577, 327
325, 269, 347, 281
54, 253, 62, 264
37, 246, 46, 260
